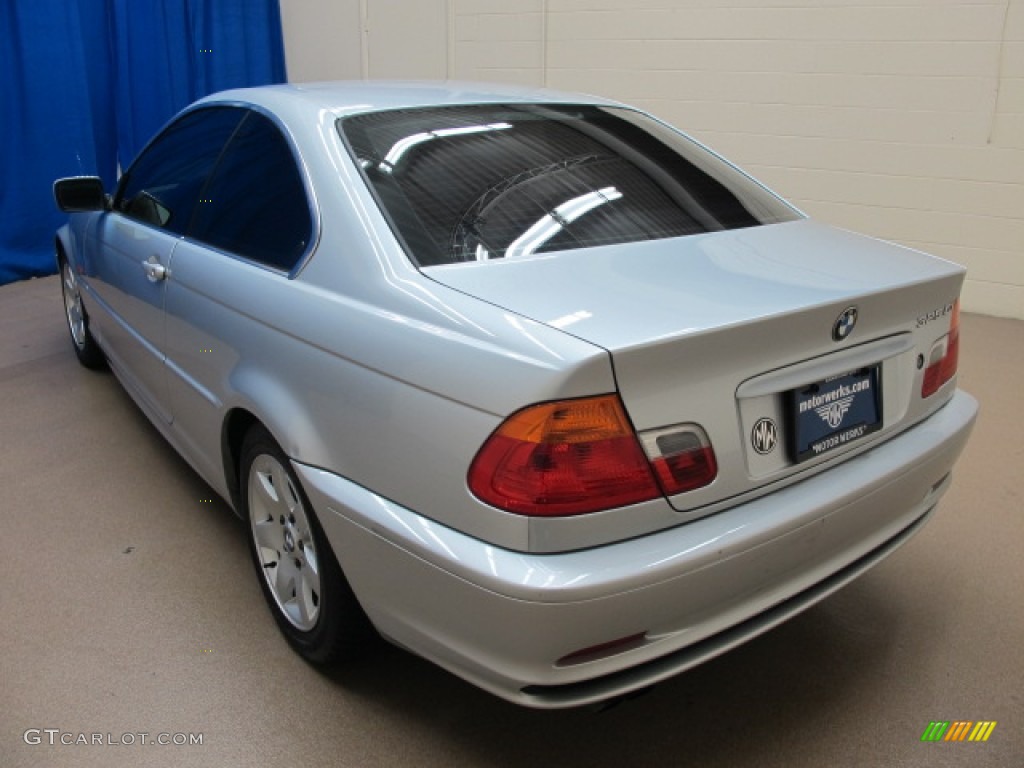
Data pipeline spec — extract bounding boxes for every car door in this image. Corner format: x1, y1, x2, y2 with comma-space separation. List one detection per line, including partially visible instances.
163, 109, 315, 488
93, 107, 246, 422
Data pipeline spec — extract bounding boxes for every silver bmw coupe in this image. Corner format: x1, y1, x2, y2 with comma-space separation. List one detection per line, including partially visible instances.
54, 81, 977, 708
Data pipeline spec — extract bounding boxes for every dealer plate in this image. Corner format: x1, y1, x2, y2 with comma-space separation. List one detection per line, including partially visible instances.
790, 366, 881, 463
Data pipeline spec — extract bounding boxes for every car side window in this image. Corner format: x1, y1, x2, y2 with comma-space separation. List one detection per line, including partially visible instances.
115, 108, 245, 234
189, 111, 312, 272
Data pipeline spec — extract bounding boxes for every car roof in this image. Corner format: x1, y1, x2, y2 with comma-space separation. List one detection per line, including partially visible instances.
195, 80, 624, 118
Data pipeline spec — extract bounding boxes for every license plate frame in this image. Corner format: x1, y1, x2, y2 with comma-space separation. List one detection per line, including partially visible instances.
789, 366, 882, 463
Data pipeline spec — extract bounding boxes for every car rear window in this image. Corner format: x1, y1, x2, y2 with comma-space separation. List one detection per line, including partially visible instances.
338, 104, 798, 267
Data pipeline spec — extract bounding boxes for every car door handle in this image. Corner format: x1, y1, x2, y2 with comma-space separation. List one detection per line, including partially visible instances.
143, 256, 168, 282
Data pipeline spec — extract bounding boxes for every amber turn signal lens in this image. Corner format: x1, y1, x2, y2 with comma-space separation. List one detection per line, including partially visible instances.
468, 395, 661, 516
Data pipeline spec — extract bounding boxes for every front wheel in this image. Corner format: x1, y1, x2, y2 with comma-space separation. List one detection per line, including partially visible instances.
240, 425, 374, 665
60, 259, 105, 369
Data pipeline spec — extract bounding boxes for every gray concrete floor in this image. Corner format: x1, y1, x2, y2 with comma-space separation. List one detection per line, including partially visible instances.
1, 274, 1022, 768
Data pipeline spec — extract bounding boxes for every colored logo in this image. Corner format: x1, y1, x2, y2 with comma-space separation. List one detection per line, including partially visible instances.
921, 721, 997, 742
832, 306, 858, 342
751, 418, 778, 455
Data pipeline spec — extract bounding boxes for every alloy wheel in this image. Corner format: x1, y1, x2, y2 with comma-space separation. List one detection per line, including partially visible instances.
61, 261, 86, 348
248, 454, 321, 631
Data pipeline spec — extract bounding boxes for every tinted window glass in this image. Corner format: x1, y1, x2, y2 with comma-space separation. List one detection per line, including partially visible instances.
340, 104, 798, 266
190, 112, 312, 271
116, 108, 244, 233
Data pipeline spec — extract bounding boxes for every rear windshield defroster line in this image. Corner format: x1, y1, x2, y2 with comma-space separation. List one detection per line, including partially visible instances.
339, 103, 798, 267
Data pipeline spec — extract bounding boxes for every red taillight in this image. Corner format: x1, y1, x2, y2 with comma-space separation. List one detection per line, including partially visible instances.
556, 632, 648, 666
468, 395, 661, 516
647, 427, 718, 496
922, 300, 960, 398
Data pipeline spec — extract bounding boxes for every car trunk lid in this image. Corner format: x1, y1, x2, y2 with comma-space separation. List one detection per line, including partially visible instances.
426, 219, 966, 512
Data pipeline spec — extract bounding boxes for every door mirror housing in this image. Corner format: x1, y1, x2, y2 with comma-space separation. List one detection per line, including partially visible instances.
54, 176, 108, 212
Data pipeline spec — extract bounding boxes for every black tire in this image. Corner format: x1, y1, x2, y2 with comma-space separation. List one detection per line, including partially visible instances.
240, 424, 374, 665
59, 258, 106, 370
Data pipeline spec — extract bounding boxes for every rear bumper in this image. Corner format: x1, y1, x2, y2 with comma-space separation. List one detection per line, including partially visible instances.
297, 390, 977, 708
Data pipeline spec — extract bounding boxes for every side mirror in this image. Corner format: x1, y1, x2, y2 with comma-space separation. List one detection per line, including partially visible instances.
54, 176, 108, 212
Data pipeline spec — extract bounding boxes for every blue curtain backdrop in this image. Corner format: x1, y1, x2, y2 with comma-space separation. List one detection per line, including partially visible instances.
0, 0, 286, 286
112, 0, 286, 168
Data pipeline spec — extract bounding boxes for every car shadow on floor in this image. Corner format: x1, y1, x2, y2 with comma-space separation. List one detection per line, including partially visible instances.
319, 571, 921, 768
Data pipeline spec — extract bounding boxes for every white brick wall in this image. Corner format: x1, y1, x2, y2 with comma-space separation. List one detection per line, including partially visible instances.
280, 0, 363, 81
452, 0, 547, 85
280, 0, 448, 81
283, 0, 1024, 318
450, 0, 1024, 319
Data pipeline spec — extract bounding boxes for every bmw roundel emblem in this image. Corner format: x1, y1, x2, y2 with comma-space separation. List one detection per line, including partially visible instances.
832, 306, 858, 342
751, 418, 778, 455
